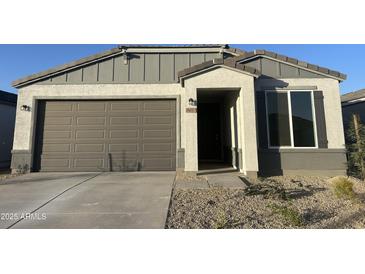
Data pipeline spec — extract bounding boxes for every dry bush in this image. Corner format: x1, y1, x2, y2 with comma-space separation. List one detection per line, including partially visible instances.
331, 177, 356, 200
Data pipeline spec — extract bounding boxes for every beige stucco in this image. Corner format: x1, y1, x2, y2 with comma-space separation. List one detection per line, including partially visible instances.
255, 78, 345, 149
13, 83, 184, 152
13, 67, 259, 174
183, 67, 258, 174
12, 69, 345, 175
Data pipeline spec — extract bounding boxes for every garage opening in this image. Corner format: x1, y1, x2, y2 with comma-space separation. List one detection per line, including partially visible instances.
197, 89, 239, 172
33, 99, 177, 172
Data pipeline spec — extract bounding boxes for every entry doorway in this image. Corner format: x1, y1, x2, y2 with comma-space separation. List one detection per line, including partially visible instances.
198, 102, 222, 161
197, 89, 239, 172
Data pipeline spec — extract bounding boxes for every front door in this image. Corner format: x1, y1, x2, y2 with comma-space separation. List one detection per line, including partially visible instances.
198, 103, 222, 161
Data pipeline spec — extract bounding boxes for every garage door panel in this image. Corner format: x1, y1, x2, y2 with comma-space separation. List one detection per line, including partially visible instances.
109, 129, 139, 138
44, 117, 73, 125
110, 101, 140, 111
110, 116, 139, 125
111, 159, 139, 171
142, 158, 174, 170
77, 102, 107, 111
35, 99, 176, 171
77, 117, 106, 125
143, 143, 173, 152
143, 116, 173, 125
43, 130, 72, 139
143, 129, 172, 138
109, 144, 139, 153
45, 102, 73, 112
40, 159, 71, 169
75, 144, 105, 153
43, 144, 71, 153
143, 101, 174, 111
74, 159, 104, 168
76, 130, 105, 139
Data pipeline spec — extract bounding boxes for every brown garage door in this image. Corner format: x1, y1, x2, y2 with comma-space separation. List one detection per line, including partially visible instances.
34, 100, 176, 172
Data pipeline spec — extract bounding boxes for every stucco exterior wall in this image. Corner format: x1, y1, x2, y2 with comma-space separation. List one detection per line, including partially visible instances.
12, 70, 345, 176
0, 103, 16, 169
255, 77, 345, 149
13, 83, 184, 151
183, 67, 258, 174
12, 83, 187, 171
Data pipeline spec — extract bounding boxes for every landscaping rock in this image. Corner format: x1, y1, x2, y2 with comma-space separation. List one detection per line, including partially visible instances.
166, 175, 365, 229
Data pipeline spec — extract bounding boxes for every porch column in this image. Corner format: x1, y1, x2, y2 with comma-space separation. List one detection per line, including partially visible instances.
183, 86, 198, 173
239, 80, 259, 177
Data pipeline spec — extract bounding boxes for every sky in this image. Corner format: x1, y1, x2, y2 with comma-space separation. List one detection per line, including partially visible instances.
0, 44, 364, 95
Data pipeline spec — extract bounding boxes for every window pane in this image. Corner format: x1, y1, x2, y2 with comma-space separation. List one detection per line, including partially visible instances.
290, 92, 315, 147
267, 92, 291, 146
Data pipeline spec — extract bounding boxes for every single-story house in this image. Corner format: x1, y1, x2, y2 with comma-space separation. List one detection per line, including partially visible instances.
11, 44, 347, 177
341, 89, 365, 132
0, 90, 17, 170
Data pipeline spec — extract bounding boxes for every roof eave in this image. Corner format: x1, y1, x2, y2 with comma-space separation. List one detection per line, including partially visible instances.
12, 47, 123, 88
235, 50, 347, 82
12, 44, 240, 88
178, 60, 260, 87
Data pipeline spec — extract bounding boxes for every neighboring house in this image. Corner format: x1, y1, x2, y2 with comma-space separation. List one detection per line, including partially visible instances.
341, 89, 365, 133
0, 90, 17, 170
11, 44, 347, 177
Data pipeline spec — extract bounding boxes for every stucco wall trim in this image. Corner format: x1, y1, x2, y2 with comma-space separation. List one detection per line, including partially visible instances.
259, 85, 318, 91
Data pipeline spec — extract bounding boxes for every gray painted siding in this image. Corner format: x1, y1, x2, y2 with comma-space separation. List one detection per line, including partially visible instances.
342, 102, 365, 131
242, 57, 324, 79
258, 149, 347, 176
39, 52, 222, 85
0, 103, 16, 169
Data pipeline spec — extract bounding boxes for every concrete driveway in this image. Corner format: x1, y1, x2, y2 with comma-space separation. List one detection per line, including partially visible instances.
0, 172, 175, 229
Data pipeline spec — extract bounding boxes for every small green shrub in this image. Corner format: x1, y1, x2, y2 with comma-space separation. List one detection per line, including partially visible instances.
268, 203, 303, 227
212, 209, 242, 229
332, 177, 356, 200
212, 209, 229, 229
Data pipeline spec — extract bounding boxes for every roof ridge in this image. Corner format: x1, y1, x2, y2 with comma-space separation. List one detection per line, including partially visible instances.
118, 44, 227, 48
178, 56, 261, 84
13, 45, 233, 88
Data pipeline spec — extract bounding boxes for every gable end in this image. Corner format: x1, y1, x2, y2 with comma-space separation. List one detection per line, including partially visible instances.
239, 56, 339, 80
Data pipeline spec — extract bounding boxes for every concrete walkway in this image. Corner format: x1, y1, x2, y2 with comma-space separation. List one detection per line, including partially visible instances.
0, 172, 175, 229
175, 171, 246, 189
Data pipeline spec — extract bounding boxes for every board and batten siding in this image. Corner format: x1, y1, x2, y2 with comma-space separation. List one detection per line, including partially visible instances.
241, 57, 324, 79
39, 52, 222, 85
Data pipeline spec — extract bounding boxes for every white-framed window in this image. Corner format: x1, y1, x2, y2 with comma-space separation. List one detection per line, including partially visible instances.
265, 90, 318, 149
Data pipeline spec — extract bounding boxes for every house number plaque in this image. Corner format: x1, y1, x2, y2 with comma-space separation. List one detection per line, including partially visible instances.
186, 107, 197, 113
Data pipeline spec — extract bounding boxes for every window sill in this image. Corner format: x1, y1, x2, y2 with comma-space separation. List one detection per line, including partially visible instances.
259, 148, 346, 153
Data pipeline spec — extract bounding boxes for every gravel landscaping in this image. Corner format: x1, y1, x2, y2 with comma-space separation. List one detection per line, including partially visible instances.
0, 171, 19, 182
166, 175, 365, 229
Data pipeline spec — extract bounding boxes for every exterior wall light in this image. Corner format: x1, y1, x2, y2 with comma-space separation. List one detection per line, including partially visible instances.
20, 105, 31, 112
121, 49, 128, 65
188, 98, 197, 106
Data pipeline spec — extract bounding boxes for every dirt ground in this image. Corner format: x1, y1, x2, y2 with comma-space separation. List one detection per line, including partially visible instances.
166, 175, 365, 229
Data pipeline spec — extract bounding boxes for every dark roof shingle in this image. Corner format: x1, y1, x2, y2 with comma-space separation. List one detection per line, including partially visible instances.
178, 57, 260, 83
341, 89, 365, 103
233, 50, 347, 81
12, 44, 237, 88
